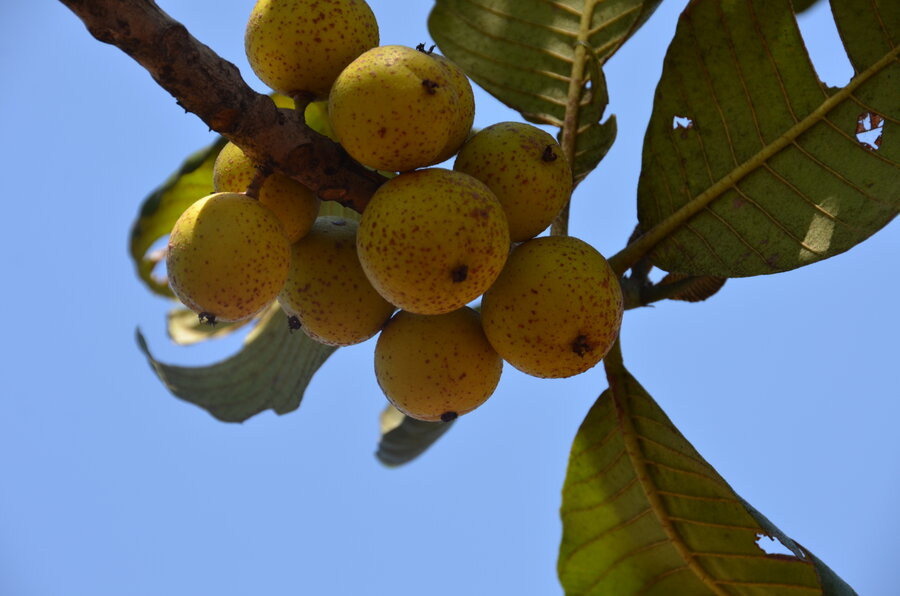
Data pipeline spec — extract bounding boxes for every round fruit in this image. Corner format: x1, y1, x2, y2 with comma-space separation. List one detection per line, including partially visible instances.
357, 168, 510, 315
278, 217, 395, 346
431, 53, 475, 164
213, 142, 320, 243
245, 0, 379, 99
481, 235, 623, 378
328, 45, 472, 172
166, 192, 292, 323
454, 121, 573, 242
375, 307, 502, 421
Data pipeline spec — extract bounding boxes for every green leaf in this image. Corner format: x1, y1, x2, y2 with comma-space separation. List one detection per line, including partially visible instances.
376, 405, 456, 467
558, 360, 856, 595
129, 137, 225, 297
428, 0, 651, 173
137, 305, 337, 423
634, 0, 898, 277
166, 308, 249, 346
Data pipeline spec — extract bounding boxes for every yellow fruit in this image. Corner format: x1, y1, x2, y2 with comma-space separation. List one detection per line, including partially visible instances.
166, 193, 292, 323
375, 307, 502, 421
245, 0, 379, 99
357, 168, 510, 315
481, 236, 623, 378
329, 45, 471, 172
304, 101, 338, 141
278, 217, 395, 346
454, 122, 573, 242
431, 53, 475, 163
213, 141, 320, 243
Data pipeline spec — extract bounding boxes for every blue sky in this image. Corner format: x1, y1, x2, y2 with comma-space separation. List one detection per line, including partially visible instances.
1, 1, 897, 595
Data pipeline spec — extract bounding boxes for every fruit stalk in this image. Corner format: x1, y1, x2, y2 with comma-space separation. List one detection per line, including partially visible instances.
57, 0, 384, 213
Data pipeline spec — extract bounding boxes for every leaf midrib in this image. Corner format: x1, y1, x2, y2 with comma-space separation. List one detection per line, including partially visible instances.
609, 44, 900, 276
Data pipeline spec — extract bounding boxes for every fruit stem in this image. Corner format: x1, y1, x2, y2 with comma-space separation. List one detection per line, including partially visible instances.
245, 166, 269, 200
292, 93, 313, 113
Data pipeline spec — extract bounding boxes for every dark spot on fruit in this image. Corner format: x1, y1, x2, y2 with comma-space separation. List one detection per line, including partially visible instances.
198, 312, 217, 326
422, 79, 439, 94
571, 335, 592, 357
287, 315, 302, 332
542, 145, 558, 162
378, 127, 387, 138
441, 411, 458, 422
451, 265, 468, 283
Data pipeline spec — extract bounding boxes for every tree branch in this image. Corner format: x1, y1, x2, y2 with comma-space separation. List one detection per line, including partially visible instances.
58, 0, 384, 212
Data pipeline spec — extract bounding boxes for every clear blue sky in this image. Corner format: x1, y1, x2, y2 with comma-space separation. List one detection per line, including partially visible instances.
1, 2, 896, 595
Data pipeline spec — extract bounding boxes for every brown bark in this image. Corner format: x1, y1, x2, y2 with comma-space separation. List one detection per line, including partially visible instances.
58, 0, 384, 212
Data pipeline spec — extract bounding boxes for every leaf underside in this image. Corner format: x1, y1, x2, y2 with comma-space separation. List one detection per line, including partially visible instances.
636, 0, 899, 277
137, 305, 336, 423
428, 0, 660, 180
376, 405, 456, 467
558, 367, 855, 595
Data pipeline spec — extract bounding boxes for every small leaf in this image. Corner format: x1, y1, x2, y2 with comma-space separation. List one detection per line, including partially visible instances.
571, 47, 617, 185
166, 308, 249, 346
558, 362, 856, 594
656, 272, 727, 302
376, 404, 455, 467
635, 0, 899, 277
129, 137, 225, 297
138, 304, 336, 423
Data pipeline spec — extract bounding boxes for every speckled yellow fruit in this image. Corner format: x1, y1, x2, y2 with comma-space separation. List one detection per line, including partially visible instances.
245, 0, 379, 99
278, 217, 395, 346
431, 53, 475, 163
375, 307, 502, 421
213, 142, 320, 243
328, 45, 471, 172
481, 236, 623, 378
454, 122, 573, 242
166, 193, 292, 323
357, 168, 510, 315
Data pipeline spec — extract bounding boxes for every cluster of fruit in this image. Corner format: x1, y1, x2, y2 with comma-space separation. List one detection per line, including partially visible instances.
165, 0, 624, 423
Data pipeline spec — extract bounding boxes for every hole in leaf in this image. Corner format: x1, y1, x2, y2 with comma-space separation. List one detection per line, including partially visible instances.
856, 111, 884, 150
672, 115, 693, 130
795, 3, 853, 88
755, 534, 797, 558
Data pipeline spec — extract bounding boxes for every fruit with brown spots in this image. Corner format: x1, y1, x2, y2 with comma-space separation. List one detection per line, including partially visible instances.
328, 45, 473, 172
375, 307, 502, 421
481, 235, 623, 378
213, 142, 320, 243
431, 53, 475, 164
454, 122, 573, 242
245, 0, 379, 99
166, 192, 292, 323
278, 217, 395, 346
356, 168, 510, 315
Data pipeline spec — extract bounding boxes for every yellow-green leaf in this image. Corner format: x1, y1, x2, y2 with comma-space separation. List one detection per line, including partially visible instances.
376, 404, 456, 467
558, 359, 855, 595
137, 305, 336, 423
634, 0, 898, 277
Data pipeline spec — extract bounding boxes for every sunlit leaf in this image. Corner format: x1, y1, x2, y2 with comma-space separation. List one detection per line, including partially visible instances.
635, 0, 898, 277
166, 308, 250, 346
137, 304, 336, 423
428, 0, 652, 176
376, 404, 456, 467
558, 357, 855, 594
129, 137, 224, 297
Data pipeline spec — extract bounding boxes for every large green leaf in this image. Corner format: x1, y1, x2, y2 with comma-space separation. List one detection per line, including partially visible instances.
137, 305, 336, 423
428, 0, 651, 179
376, 405, 456, 467
633, 0, 898, 277
558, 353, 855, 595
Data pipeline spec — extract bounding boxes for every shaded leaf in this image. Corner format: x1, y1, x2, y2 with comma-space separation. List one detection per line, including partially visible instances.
428, 0, 652, 176
376, 405, 456, 467
138, 304, 336, 423
635, 0, 899, 277
166, 308, 250, 346
130, 137, 225, 297
656, 272, 727, 302
558, 357, 855, 594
